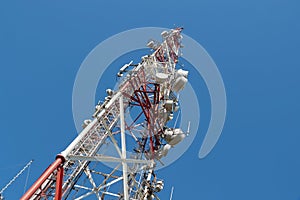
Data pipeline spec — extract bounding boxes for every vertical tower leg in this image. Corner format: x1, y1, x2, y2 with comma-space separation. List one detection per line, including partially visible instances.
21, 156, 64, 200
55, 165, 64, 200
120, 95, 129, 200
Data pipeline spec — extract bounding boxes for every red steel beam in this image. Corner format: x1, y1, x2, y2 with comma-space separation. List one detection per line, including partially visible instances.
55, 164, 64, 200
21, 155, 65, 200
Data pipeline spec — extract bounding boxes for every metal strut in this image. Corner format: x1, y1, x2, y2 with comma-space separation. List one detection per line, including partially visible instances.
20, 156, 65, 200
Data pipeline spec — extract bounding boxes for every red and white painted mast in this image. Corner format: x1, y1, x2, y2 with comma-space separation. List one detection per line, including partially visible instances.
21, 27, 188, 200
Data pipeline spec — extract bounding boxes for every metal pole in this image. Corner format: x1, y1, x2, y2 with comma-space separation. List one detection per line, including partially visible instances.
120, 95, 129, 200
21, 156, 64, 200
54, 165, 64, 200
169, 186, 174, 200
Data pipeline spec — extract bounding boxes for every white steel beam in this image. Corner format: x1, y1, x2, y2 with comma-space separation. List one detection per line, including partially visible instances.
101, 191, 120, 197
102, 120, 122, 158
120, 95, 129, 200
98, 176, 123, 190
68, 155, 152, 165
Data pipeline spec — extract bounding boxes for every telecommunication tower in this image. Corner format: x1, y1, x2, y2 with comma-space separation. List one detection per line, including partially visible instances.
21, 27, 189, 200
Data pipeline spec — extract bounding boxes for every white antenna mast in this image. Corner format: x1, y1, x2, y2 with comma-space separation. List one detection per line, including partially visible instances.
0, 160, 33, 199
187, 121, 191, 135
170, 186, 174, 200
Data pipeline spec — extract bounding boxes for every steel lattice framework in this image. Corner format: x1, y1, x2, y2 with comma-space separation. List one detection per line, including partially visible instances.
21, 27, 189, 200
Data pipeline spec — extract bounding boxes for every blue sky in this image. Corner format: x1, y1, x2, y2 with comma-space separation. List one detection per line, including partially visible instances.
1, 0, 300, 199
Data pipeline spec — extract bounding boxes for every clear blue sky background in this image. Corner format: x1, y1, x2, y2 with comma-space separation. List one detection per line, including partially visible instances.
1, 0, 300, 199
